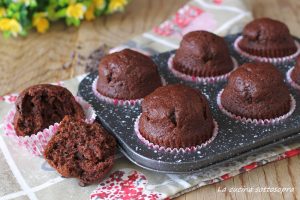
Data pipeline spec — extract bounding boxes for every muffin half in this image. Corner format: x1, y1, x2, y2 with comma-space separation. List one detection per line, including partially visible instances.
13, 84, 84, 136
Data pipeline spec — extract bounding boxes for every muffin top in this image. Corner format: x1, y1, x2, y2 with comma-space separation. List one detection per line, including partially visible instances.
173, 31, 233, 77
139, 84, 214, 148
291, 55, 300, 84
242, 18, 292, 43
44, 116, 116, 186
227, 63, 285, 98
221, 62, 291, 119
97, 49, 162, 99
13, 84, 84, 136
239, 18, 297, 57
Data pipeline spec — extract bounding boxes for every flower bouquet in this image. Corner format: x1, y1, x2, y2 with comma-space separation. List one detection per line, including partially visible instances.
0, 0, 129, 37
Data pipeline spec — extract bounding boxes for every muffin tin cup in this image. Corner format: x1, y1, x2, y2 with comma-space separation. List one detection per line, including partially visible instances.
167, 54, 238, 83
217, 89, 296, 125
92, 76, 167, 106
234, 36, 300, 63
286, 67, 300, 90
2, 96, 96, 156
133, 114, 219, 153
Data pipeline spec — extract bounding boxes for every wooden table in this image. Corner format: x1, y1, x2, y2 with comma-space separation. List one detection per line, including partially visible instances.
1, 0, 300, 199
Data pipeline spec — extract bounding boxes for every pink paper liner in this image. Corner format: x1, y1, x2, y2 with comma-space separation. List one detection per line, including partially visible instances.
217, 89, 296, 125
167, 54, 238, 83
92, 76, 167, 106
234, 36, 300, 63
2, 96, 96, 156
134, 114, 218, 153
286, 67, 300, 90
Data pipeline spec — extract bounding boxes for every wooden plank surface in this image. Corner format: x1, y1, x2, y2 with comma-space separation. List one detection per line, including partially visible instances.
0, 0, 300, 199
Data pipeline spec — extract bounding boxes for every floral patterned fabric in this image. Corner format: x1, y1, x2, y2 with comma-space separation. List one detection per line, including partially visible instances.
1, 1, 300, 200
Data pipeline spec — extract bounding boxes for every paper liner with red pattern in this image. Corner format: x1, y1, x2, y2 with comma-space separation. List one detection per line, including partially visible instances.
234, 36, 300, 63
92, 77, 167, 106
217, 89, 296, 125
286, 67, 300, 90
167, 54, 238, 83
2, 96, 96, 156
134, 114, 218, 153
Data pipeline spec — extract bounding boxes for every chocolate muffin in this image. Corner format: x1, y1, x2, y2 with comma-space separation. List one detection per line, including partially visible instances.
221, 63, 291, 119
13, 84, 84, 136
238, 18, 297, 58
96, 49, 162, 100
291, 56, 300, 85
139, 84, 214, 148
44, 116, 116, 186
173, 31, 234, 77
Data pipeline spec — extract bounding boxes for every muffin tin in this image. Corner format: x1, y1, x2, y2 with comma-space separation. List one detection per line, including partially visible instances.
78, 34, 300, 173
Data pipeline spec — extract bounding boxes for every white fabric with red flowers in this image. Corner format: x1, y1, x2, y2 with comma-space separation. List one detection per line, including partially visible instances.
2, 1, 300, 200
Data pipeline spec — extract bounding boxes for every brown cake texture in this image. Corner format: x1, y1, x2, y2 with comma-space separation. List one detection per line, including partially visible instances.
291, 56, 300, 85
173, 31, 234, 77
96, 49, 162, 100
44, 116, 116, 186
221, 63, 291, 119
238, 18, 297, 58
139, 84, 214, 148
13, 84, 84, 137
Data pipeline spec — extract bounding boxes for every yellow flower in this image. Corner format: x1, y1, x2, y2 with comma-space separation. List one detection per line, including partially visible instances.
93, 0, 105, 9
0, 8, 6, 17
108, 0, 127, 13
85, 4, 95, 21
33, 17, 49, 33
0, 18, 22, 37
66, 3, 86, 19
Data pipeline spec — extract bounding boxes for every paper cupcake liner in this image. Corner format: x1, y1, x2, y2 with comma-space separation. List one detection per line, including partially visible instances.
234, 36, 300, 63
92, 76, 167, 106
167, 54, 238, 83
2, 96, 96, 156
286, 67, 300, 90
217, 89, 296, 125
134, 114, 218, 153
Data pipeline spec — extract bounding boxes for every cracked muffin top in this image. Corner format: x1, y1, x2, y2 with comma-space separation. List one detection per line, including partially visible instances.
173, 31, 234, 77
221, 62, 291, 119
139, 84, 214, 148
238, 18, 297, 58
96, 49, 162, 100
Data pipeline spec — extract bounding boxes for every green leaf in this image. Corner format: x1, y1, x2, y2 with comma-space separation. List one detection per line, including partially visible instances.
55, 8, 66, 18
3, 31, 11, 38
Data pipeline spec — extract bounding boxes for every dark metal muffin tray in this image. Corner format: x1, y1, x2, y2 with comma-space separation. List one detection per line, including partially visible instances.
78, 34, 300, 173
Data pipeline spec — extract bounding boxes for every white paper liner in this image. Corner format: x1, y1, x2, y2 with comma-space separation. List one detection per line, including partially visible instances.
286, 67, 300, 90
92, 76, 166, 106
167, 54, 238, 83
134, 114, 218, 153
234, 36, 300, 63
2, 96, 96, 156
217, 89, 296, 125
